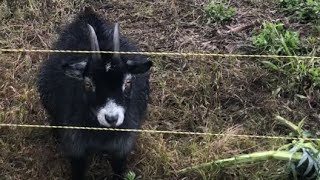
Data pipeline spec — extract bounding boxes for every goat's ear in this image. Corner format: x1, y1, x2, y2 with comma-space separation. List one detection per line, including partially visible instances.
62, 61, 88, 80
126, 59, 153, 74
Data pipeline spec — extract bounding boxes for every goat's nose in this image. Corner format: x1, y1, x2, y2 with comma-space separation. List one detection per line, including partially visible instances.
105, 115, 118, 126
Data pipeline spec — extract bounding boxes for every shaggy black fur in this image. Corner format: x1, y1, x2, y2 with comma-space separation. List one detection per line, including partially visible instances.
37, 7, 152, 180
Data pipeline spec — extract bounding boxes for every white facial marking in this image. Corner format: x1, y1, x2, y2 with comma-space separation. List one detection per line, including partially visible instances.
97, 99, 125, 127
122, 74, 132, 91
105, 62, 112, 72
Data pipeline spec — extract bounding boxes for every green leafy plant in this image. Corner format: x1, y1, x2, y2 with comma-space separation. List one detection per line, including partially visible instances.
253, 22, 300, 56
279, 0, 320, 23
277, 116, 320, 180
177, 116, 320, 180
252, 22, 320, 92
204, 1, 236, 24
125, 171, 138, 180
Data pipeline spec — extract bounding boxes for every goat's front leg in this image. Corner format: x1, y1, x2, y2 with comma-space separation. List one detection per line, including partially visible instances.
110, 155, 128, 180
69, 156, 88, 180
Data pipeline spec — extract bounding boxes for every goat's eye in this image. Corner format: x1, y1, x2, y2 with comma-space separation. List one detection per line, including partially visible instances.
123, 74, 133, 92
84, 77, 95, 92
124, 79, 131, 88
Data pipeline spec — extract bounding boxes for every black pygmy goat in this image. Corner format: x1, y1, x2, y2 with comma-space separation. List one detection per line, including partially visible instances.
37, 7, 152, 180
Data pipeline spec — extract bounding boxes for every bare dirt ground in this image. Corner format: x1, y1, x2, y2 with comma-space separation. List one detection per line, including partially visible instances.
0, 0, 319, 179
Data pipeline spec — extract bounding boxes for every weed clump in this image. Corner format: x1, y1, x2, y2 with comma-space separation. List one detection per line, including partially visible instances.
204, 1, 236, 24
252, 22, 320, 93
253, 22, 300, 56
279, 0, 320, 23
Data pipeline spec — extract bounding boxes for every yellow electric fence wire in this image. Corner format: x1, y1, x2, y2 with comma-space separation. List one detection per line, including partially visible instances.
1, 123, 319, 142
1, 48, 320, 59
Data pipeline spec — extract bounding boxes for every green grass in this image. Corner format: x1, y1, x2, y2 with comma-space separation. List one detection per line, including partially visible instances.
252, 22, 300, 55
252, 21, 320, 95
125, 171, 138, 180
279, 0, 320, 23
204, 1, 236, 24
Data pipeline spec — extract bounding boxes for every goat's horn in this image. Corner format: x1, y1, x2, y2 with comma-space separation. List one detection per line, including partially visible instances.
113, 22, 120, 59
87, 24, 101, 60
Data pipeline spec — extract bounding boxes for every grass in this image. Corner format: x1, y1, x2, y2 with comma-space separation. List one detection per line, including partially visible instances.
252, 21, 320, 95
0, 0, 319, 179
125, 171, 138, 180
204, 1, 236, 24
279, 0, 320, 23
252, 22, 300, 55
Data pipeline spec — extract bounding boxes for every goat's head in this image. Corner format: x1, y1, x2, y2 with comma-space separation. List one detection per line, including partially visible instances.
62, 23, 152, 127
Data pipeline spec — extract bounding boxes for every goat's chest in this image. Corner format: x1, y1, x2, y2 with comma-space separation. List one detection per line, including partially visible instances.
60, 130, 135, 157
85, 132, 135, 156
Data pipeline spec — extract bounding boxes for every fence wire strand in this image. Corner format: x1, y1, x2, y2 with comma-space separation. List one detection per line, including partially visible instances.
1, 123, 320, 142
1, 48, 320, 59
